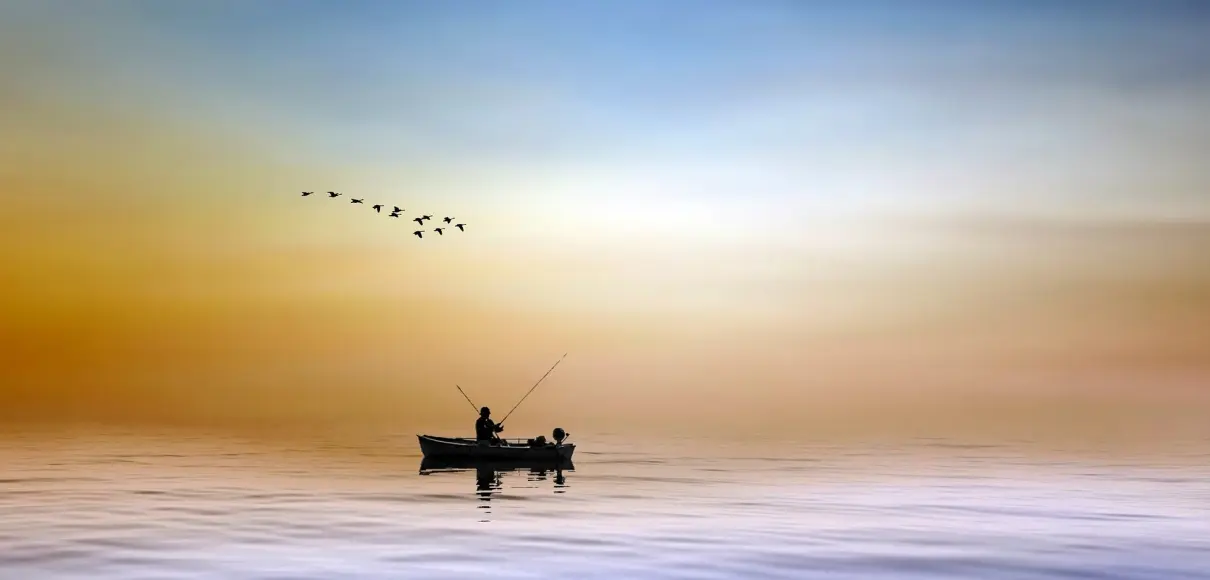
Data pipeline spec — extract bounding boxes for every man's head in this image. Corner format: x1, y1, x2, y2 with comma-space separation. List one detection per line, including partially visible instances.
480, 407, 491, 418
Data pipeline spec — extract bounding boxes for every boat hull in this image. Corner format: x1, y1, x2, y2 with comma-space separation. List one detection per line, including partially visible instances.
417, 435, 575, 461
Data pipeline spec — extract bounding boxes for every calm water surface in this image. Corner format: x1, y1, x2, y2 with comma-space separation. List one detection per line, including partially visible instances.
2, 429, 1208, 579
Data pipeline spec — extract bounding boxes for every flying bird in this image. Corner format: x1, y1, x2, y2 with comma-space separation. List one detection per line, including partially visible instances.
421, 215, 432, 221
372, 204, 383, 212
393, 206, 404, 213
328, 191, 341, 198
351, 198, 364, 204
434, 227, 445, 235
413, 217, 425, 225
442, 217, 454, 224
454, 223, 465, 231
301, 191, 314, 196
389, 212, 400, 218
413, 230, 425, 239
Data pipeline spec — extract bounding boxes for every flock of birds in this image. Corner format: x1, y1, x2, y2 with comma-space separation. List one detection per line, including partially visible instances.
299, 191, 466, 239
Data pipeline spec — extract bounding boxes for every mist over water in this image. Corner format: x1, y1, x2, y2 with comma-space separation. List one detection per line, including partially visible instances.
3, 428, 1208, 579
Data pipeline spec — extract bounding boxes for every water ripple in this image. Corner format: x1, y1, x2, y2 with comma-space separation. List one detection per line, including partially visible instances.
2, 431, 1209, 579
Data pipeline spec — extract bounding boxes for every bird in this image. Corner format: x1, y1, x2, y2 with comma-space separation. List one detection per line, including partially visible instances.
413, 217, 425, 225
389, 212, 400, 218
328, 191, 341, 198
454, 223, 465, 231
413, 230, 425, 239
434, 227, 445, 235
393, 206, 404, 213
421, 214, 432, 222
372, 204, 383, 213
351, 198, 364, 204
442, 216, 454, 224
301, 191, 314, 196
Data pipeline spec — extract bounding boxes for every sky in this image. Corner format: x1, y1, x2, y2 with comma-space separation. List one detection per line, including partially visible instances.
2, 0, 1208, 442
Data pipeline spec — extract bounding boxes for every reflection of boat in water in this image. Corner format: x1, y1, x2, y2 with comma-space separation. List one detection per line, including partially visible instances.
417, 434, 576, 461
420, 456, 572, 520
419, 456, 575, 474
419, 458, 572, 491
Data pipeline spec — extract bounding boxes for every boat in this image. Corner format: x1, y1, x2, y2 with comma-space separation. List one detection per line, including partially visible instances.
425, 353, 575, 462
417, 434, 576, 461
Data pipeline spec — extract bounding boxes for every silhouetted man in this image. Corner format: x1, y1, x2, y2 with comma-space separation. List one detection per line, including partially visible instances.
476, 406, 504, 444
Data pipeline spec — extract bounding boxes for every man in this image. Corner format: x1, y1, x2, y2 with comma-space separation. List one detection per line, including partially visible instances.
475, 406, 504, 444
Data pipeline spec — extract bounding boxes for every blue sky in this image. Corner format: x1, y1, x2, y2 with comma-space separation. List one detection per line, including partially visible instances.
6, 0, 1209, 223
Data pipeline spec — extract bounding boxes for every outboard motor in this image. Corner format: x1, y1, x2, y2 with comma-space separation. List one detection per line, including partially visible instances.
552, 427, 568, 445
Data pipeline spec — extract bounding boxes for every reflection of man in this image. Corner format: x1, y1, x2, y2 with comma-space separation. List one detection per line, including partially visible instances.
475, 406, 504, 444
476, 465, 497, 494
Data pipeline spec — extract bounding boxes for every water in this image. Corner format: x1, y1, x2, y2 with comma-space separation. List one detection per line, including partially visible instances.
2, 429, 1209, 579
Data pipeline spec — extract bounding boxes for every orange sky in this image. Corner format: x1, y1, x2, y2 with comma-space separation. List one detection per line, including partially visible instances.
3, 2, 1208, 444
3, 99, 1206, 442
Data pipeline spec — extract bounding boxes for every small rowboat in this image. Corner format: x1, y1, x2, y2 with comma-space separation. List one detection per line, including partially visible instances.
417, 434, 575, 461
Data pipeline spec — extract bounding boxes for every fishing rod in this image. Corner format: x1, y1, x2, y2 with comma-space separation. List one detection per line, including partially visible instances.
499, 353, 568, 425
455, 384, 479, 414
